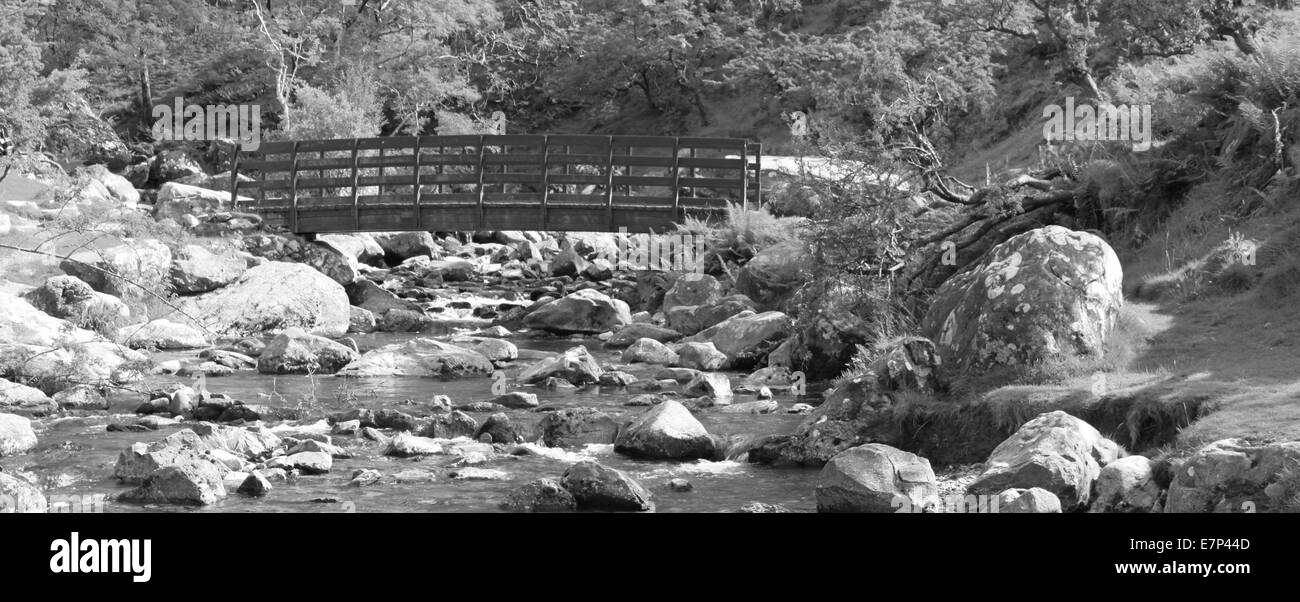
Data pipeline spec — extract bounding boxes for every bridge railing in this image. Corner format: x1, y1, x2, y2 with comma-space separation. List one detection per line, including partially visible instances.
231, 134, 762, 234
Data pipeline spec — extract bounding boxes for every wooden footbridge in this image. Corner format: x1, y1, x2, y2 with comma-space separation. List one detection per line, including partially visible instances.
230, 135, 762, 234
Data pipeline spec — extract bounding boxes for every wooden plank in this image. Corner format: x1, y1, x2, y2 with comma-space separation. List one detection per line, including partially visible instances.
680, 176, 744, 189
482, 153, 547, 166
415, 153, 479, 166
357, 154, 419, 169
482, 134, 546, 146
677, 157, 744, 169
611, 135, 678, 147
357, 136, 419, 149
545, 134, 613, 146
292, 176, 355, 190
252, 141, 297, 155
612, 175, 676, 187
677, 137, 747, 149
293, 157, 359, 171
412, 135, 422, 228
613, 155, 676, 168
540, 135, 551, 229
604, 136, 616, 231
238, 158, 295, 172
482, 173, 544, 185
296, 139, 358, 153
740, 142, 749, 212
545, 153, 609, 165
475, 136, 487, 230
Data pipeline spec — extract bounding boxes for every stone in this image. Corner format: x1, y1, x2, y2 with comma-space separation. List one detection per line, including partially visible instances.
561, 461, 654, 511
816, 444, 939, 513
119, 319, 209, 350
605, 323, 683, 347
336, 338, 493, 378
621, 338, 679, 365
735, 239, 813, 308
0, 473, 47, 513
372, 231, 439, 262
683, 372, 732, 400
1166, 439, 1300, 513
346, 279, 421, 317
598, 371, 637, 387
0, 413, 39, 456
675, 341, 729, 371
1091, 455, 1162, 513
179, 262, 351, 338
119, 461, 227, 506
536, 408, 619, 447
684, 311, 792, 369
998, 487, 1063, 513
523, 289, 633, 334
718, 399, 779, 414
667, 478, 693, 492
52, 384, 106, 410
492, 391, 539, 409
613, 400, 715, 460
502, 478, 577, 512
383, 433, 445, 457
447, 336, 518, 362
256, 328, 360, 374
921, 226, 1124, 376
0, 377, 55, 414
237, 472, 273, 497
663, 273, 722, 311
738, 501, 793, 513
267, 451, 332, 475
23, 276, 130, 327
348, 306, 377, 333
170, 244, 247, 294
418, 411, 479, 439
61, 239, 172, 298
665, 295, 756, 336
967, 411, 1123, 511
475, 412, 522, 444
517, 345, 604, 385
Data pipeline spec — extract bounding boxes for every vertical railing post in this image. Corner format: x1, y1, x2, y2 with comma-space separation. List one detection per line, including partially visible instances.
671, 137, 682, 221
229, 147, 241, 212
350, 138, 361, 231
289, 141, 301, 233
412, 136, 423, 230
604, 136, 616, 232
476, 135, 487, 230
540, 135, 551, 230
378, 145, 386, 198
753, 142, 762, 208
740, 142, 749, 213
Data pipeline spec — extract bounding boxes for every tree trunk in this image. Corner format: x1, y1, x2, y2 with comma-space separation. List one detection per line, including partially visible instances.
139, 60, 153, 140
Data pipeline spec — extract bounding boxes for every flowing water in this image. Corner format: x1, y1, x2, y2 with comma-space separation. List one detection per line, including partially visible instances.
3, 334, 824, 513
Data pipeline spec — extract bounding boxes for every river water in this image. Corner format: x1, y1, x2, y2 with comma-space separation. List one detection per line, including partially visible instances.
5, 333, 825, 513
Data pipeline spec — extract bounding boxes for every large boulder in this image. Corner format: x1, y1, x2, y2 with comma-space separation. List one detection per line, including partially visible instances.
372, 231, 438, 263
446, 336, 518, 363
517, 345, 604, 385
921, 226, 1123, 377
347, 279, 421, 317
967, 411, 1123, 511
561, 461, 654, 511
684, 311, 792, 369
22, 276, 129, 328
61, 239, 172, 299
735, 240, 813, 308
118, 460, 227, 506
605, 323, 683, 347
536, 408, 620, 447
336, 338, 493, 378
998, 487, 1064, 513
675, 342, 728, 371
662, 273, 722, 312
113, 430, 210, 483
319, 233, 384, 266
502, 478, 577, 512
0, 473, 47, 513
0, 377, 56, 414
523, 289, 632, 334
257, 328, 360, 374
0, 341, 146, 395
0, 291, 97, 347
613, 399, 715, 460
621, 338, 679, 365
153, 182, 244, 222
75, 164, 139, 208
1091, 455, 1162, 513
179, 262, 351, 338
665, 294, 756, 336
816, 444, 939, 513
0, 413, 39, 456
1166, 439, 1300, 513
119, 319, 209, 350
170, 245, 247, 294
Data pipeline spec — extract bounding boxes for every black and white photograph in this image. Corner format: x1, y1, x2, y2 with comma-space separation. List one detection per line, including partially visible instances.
0, 0, 1294, 587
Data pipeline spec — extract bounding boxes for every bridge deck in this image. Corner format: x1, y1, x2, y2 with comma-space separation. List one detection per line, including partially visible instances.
232, 134, 762, 234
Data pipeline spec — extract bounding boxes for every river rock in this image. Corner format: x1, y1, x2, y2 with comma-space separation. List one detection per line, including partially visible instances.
536, 408, 619, 447
319, 234, 385, 266
613, 400, 715, 460
348, 306, 377, 333
735, 239, 813, 308
561, 461, 654, 511
675, 341, 729, 370
336, 338, 493, 378
237, 472, 273, 497
665, 294, 756, 335
718, 399, 778, 414
475, 412, 523, 444
118, 460, 227, 506
1091, 455, 1162, 513
268, 451, 332, 475
448, 336, 518, 362
372, 231, 438, 262
605, 323, 683, 347
120, 319, 209, 350
816, 444, 939, 513
60, 239, 172, 298
0, 473, 47, 513
0, 377, 55, 414
998, 487, 1063, 513
622, 338, 679, 365
52, 384, 105, 410
683, 372, 732, 400
967, 410, 1122, 511
180, 261, 351, 338
492, 391, 539, 409
23, 276, 129, 328
0, 291, 97, 347
170, 244, 247, 294
921, 226, 1123, 377
347, 278, 421, 316
154, 182, 237, 223
662, 273, 722, 311
192, 423, 281, 460
418, 411, 479, 439
0, 413, 38, 456
256, 328, 359, 374
1166, 439, 1300, 513
523, 289, 632, 334
517, 345, 603, 385
685, 310, 792, 368
502, 478, 577, 512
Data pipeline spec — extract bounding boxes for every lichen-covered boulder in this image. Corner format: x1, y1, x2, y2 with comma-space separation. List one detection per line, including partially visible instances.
179, 261, 351, 338
524, 289, 632, 334
684, 310, 792, 369
1166, 439, 1300, 513
257, 328, 359, 374
735, 239, 813, 308
921, 226, 1123, 376
816, 444, 939, 513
